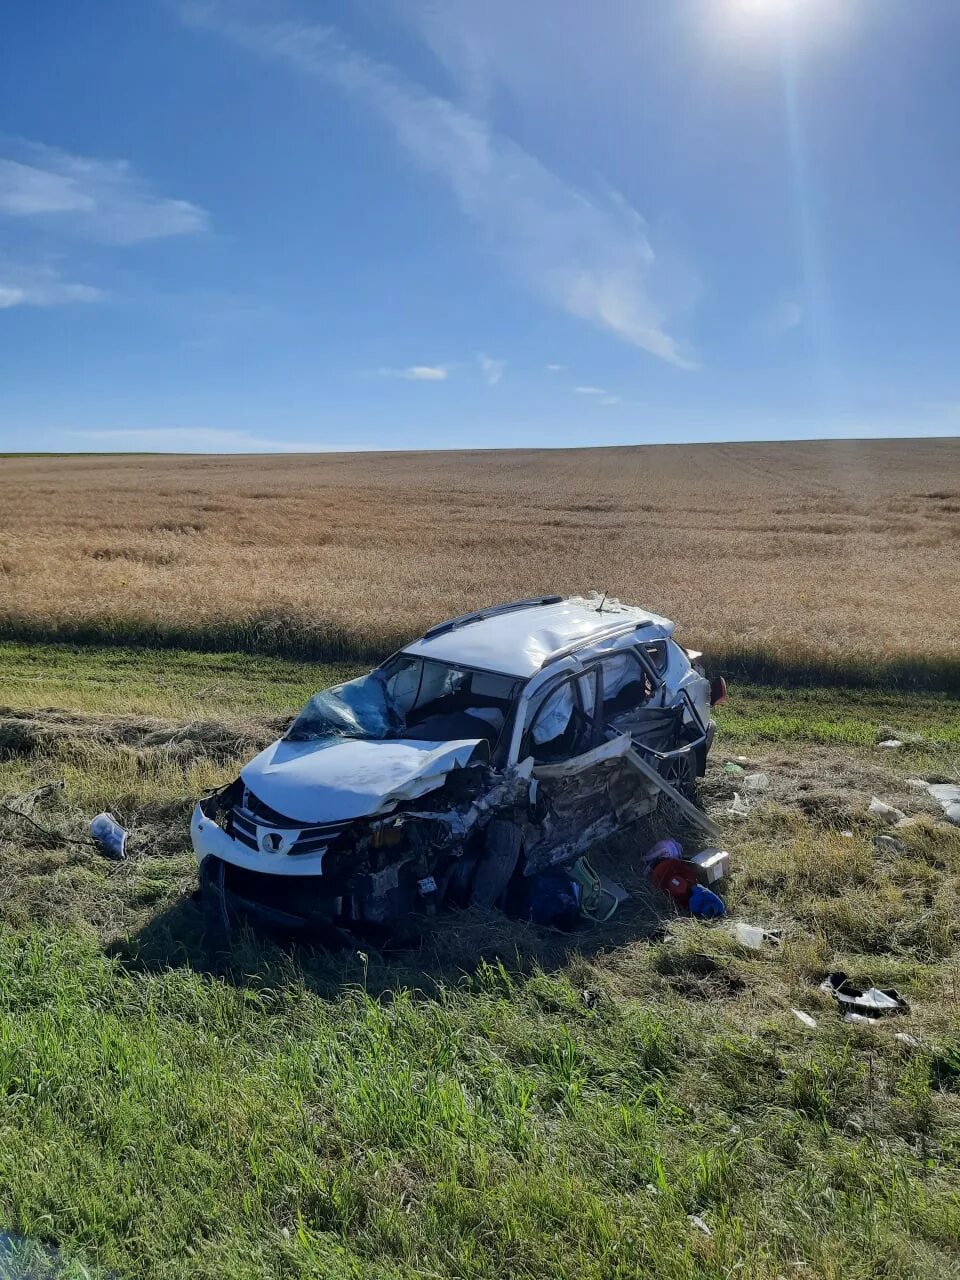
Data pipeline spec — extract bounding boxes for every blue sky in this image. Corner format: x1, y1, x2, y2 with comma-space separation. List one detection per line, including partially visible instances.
1, 0, 958, 452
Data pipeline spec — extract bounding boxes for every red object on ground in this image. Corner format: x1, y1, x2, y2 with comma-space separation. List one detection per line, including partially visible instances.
651, 857, 699, 906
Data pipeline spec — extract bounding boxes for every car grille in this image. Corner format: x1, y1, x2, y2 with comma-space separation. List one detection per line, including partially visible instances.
229, 805, 354, 856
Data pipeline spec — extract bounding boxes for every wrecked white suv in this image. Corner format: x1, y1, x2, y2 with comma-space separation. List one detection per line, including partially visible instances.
192, 595, 724, 936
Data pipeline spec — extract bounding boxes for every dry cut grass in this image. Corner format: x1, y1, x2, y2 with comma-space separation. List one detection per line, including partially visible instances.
2, 438, 959, 683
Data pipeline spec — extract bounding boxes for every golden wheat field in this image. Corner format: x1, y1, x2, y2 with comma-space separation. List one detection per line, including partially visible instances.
2, 438, 958, 676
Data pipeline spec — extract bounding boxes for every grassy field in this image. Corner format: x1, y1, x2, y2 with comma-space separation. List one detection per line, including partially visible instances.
0, 642, 958, 1279
2, 440, 960, 687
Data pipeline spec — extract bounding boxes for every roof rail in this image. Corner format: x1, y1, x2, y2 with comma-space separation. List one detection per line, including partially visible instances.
422, 595, 564, 640
540, 618, 655, 668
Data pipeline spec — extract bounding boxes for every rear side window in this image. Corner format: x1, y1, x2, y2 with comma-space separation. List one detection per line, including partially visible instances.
641, 641, 668, 676
600, 651, 652, 719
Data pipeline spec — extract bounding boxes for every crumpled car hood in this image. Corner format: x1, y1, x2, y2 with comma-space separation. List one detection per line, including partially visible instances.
240, 736, 485, 824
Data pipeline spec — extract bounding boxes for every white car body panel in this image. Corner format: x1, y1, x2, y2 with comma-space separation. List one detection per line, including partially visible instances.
239, 735, 485, 824
402, 597, 673, 678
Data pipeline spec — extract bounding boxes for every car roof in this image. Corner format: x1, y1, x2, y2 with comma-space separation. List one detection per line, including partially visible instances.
401, 596, 674, 679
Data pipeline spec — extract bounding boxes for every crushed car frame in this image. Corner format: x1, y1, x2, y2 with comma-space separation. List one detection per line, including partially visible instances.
192, 594, 725, 936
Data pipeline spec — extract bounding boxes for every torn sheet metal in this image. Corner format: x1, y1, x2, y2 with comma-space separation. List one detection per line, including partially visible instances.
625, 747, 721, 840
819, 972, 909, 1018
240, 735, 487, 823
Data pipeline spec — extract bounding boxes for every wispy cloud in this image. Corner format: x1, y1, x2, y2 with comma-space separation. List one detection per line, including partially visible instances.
183, 3, 695, 368
0, 140, 209, 244
574, 385, 607, 395
477, 352, 504, 385
0, 260, 104, 309
545, 363, 565, 372
768, 300, 803, 334
65, 427, 368, 453
599, 395, 621, 406
377, 364, 448, 381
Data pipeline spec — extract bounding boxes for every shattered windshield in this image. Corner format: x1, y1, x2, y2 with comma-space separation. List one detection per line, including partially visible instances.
286, 671, 400, 741
286, 657, 521, 746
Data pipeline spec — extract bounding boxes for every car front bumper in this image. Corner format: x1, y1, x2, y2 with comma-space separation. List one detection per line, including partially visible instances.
190, 801, 327, 877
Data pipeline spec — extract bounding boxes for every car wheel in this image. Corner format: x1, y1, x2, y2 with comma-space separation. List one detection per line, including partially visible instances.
199, 855, 231, 959
656, 748, 698, 826
470, 819, 522, 909
661, 749, 696, 797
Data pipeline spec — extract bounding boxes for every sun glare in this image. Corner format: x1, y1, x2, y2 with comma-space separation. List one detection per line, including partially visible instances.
713, 0, 851, 52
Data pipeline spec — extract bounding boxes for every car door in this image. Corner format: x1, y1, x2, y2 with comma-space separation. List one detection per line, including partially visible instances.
518, 670, 654, 872
598, 648, 685, 752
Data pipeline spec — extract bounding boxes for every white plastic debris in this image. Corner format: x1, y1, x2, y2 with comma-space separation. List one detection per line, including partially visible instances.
743, 771, 769, 792
89, 812, 128, 860
731, 922, 782, 950
728, 793, 750, 819
732, 922, 764, 950
688, 1215, 712, 1237
877, 739, 903, 749
895, 1032, 921, 1049
868, 797, 906, 825
905, 778, 928, 791
927, 783, 960, 827
791, 1009, 818, 1029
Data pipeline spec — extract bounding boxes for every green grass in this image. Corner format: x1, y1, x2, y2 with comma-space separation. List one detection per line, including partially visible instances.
0, 644, 958, 1278
3, 614, 960, 692
0, 640, 355, 720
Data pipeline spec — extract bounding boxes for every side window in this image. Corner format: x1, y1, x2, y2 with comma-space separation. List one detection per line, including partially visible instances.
600, 651, 652, 721
385, 658, 422, 715
641, 641, 668, 677
524, 678, 591, 763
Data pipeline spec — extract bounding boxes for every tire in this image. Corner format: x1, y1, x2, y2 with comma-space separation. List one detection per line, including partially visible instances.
657, 748, 698, 827
470, 819, 522, 909
199, 855, 231, 960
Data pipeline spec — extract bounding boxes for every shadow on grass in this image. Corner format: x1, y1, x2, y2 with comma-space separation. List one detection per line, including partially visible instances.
107, 833, 677, 1001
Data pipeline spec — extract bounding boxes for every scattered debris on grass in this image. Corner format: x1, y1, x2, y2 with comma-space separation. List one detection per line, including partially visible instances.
868, 796, 906, 824
732, 922, 782, 950
89, 812, 128, 861
819, 972, 909, 1019
743, 771, 769, 791
791, 1008, 818, 1029
728, 793, 750, 818
690, 848, 729, 885
688, 884, 725, 917
927, 782, 960, 826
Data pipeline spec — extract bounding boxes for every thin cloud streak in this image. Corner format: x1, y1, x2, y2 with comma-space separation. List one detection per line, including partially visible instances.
184, 3, 696, 368
574, 385, 607, 395
0, 140, 209, 244
377, 364, 448, 380
0, 260, 104, 308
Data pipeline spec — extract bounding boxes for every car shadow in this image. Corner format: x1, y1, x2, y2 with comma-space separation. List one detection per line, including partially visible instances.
108, 815, 707, 1000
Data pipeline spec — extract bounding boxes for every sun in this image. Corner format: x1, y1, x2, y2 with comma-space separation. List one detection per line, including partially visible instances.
716, 0, 849, 47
